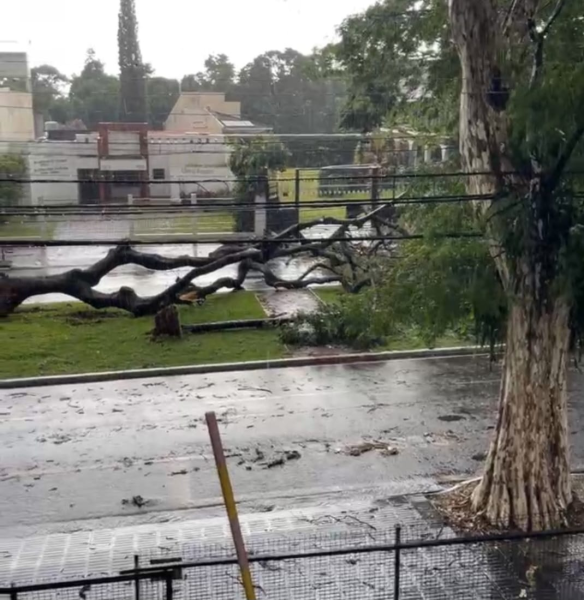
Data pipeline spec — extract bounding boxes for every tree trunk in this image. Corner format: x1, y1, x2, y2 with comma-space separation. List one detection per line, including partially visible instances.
471, 288, 572, 530
448, 0, 575, 530
153, 305, 182, 338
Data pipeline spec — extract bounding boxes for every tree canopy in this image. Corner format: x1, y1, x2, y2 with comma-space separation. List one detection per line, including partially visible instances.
0, 155, 27, 207
69, 50, 120, 128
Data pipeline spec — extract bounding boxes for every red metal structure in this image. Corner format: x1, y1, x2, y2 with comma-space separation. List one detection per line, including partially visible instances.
97, 122, 150, 203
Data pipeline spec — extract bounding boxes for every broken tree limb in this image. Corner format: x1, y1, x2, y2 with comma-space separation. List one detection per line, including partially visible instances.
182, 317, 291, 334
0, 205, 400, 317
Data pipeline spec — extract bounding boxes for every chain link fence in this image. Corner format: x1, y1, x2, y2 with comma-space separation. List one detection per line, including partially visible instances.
3, 524, 584, 600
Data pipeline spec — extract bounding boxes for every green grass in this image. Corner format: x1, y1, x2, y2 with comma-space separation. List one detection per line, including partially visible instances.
133, 212, 235, 237
0, 292, 288, 379
0, 218, 54, 239
279, 169, 400, 222
381, 333, 472, 352
313, 286, 345, 304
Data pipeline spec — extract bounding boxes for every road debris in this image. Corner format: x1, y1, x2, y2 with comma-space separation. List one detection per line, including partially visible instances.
266, 457, 285, 468
338, 441, 400, 457
122, 495, 150, 508
170, 469, 188, 476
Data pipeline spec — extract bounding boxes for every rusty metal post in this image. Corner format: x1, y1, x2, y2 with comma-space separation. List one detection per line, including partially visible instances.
205, 411, 256, 600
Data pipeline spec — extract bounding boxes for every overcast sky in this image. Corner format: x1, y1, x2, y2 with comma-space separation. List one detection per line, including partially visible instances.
1, 0, 375, 79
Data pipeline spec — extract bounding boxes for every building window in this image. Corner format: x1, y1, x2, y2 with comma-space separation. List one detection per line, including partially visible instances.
153, 168, 166, 180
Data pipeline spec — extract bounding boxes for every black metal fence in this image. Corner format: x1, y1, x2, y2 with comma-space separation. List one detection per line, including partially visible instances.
2, 524, 584, 600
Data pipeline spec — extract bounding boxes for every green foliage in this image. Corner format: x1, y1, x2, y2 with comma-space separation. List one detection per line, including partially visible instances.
31, 64, 69, 120
236, 49, 347, 158
334, 0, 458, 133
69, 50, 120, 127
229, 137, 289, 231
280, 294, 386, 350
182, 54, 236, 93
118, 0, 147, 122
147, 77, 180, 130
0, 155, 27, 206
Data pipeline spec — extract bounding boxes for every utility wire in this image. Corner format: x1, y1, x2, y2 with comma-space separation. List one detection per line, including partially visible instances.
0, 233, 484, 248
3, 169, 582, 185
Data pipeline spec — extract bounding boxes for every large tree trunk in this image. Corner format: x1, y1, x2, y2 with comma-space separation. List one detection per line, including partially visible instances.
448, 0, 575, 530
471, 285, 572, 530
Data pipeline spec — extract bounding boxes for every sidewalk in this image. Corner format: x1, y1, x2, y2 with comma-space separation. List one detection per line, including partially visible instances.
0, 493, 437, 585
257, 289, 320, 318
3, 490, 581, 600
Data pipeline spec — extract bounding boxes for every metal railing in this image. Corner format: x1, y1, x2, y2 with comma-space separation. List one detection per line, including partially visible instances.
2, 523, 584, 600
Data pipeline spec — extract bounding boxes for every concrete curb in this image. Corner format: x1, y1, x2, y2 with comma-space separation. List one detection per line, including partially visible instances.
0, 346, 488, 390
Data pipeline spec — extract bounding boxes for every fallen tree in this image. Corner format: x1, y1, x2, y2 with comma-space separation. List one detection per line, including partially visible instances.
0, 206, 396, 317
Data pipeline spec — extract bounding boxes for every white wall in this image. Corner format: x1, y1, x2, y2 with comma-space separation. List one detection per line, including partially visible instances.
2, 134, 236, 205
28, 140, 99, 205
149, 136, 233, 197
0, 90, 34, 141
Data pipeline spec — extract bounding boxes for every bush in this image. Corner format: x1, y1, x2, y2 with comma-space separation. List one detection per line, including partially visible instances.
280, 293, 385, 350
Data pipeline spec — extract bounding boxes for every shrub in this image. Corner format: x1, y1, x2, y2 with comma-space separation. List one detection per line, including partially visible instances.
280, 293, 385, 350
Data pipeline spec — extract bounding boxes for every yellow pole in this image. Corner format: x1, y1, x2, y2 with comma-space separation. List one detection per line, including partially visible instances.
205, 411, 256, 600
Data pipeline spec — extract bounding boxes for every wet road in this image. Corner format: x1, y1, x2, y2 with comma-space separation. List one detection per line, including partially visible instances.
5, 244, 317, 304
2, 355, 584, 540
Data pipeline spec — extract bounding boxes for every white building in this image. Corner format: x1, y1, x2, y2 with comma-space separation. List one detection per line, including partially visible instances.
0, 84, 271, 206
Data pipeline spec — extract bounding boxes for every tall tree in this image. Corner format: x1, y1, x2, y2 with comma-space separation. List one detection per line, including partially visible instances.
69, 50, 120, 128
334, 0, 584, 530
334, 0, 459, 133
147, 77, 180, 129
30, 64, 69, 121
236, 49, 348, 165
181, 54, 236, 93
118, 0, 147, 122
447, 0, 584, 531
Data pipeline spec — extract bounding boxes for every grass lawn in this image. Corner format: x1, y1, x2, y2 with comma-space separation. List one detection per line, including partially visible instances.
0, 292, 288, 379
133, 212, 235, 237
313, 286, 345, 304
0, 218, 55, 239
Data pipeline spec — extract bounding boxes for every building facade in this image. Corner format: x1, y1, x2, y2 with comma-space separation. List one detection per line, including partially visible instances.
0, 88, 271, 205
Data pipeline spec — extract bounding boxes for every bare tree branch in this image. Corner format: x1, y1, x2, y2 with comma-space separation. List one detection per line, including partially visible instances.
528, 0, 568, 88
297, 262, 336, 281
0, 203, 405, 316
548, 122, 584, 191
247, 261, 340, 290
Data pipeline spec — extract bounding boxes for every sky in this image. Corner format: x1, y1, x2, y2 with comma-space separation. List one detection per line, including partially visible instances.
0, 0, 375, 79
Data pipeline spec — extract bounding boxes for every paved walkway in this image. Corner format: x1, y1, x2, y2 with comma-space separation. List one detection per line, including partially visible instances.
257, 289, 321, 317
3, 492, 582, 600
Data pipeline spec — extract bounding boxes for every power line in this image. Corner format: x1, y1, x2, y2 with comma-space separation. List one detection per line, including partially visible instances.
0, 194, 497, 216
0, 232, 484, 248
2, 169, 578, 185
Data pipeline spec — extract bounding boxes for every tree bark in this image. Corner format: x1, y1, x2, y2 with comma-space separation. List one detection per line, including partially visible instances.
153, 305, 182, 338
471, 285, 572, 530
0, 206, 398, 317
448, 0, 576, 529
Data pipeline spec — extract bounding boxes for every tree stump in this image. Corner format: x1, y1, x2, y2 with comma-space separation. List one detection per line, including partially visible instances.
153, 305, 182, 338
